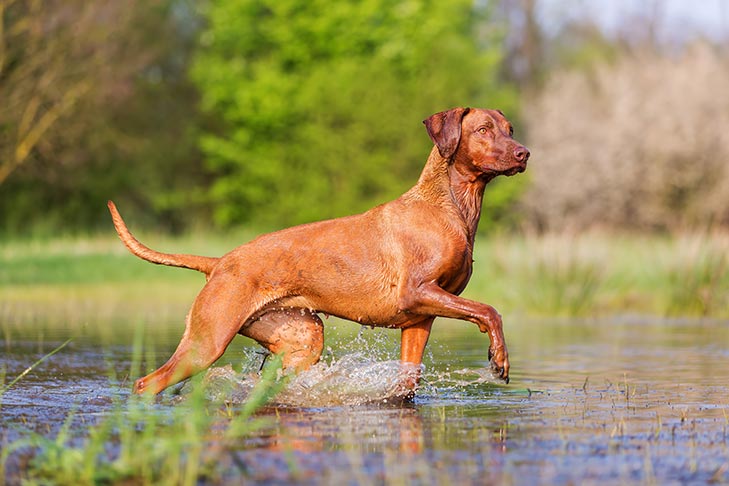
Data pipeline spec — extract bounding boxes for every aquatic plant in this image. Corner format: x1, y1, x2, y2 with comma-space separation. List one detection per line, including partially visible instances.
1, 354, 287, 485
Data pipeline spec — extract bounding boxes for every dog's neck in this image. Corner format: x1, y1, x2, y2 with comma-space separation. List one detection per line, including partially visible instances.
410, 147, 489, 244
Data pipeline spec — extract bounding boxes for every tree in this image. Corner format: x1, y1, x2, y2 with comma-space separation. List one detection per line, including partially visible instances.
192, 0, 520, 229
497, 0, 544, 88
0, 0, 204, 234
0, 0, 141, 185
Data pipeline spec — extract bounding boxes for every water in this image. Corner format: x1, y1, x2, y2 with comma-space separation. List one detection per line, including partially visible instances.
2, 316, 729, 484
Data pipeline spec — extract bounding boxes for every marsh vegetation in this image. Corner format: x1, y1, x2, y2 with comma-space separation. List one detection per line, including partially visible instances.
1, 234, 728, 484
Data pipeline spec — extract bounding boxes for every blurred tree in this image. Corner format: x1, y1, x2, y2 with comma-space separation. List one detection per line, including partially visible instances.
522, 42, 729, 232
1, 0, 106, 186
498, 0, 544, 88
0, 0, 204, 234
192, 0, 520, 229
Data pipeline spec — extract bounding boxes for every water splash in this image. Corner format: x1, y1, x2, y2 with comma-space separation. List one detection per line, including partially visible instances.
180, 327, 505, 407
420, 366, 504, 396
192, 353, 421, 407
189, 357, 505, 408
278, 354, 420, 406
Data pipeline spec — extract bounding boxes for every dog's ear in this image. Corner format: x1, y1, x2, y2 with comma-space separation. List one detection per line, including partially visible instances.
423, 107, 470, 159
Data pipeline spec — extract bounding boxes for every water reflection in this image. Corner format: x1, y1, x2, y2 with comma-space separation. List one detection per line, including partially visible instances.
1, 317, 729, 483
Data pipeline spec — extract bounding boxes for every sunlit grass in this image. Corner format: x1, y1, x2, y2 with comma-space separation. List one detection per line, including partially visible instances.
663, 235, 729, 316
2, 231, 729, 324
0, 338, 72, 396
466, 232, 729, 318
477, 234, 606, 316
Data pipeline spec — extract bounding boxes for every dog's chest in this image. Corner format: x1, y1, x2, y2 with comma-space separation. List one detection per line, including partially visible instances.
438, 245, 474, 296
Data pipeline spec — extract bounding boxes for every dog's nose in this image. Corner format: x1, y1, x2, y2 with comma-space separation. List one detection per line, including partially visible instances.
514, 146, 530, 162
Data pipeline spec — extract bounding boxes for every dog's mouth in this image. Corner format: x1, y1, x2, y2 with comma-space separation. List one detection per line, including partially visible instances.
503, 161, 527, 176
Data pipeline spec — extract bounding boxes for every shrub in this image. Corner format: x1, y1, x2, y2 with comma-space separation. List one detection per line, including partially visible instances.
522, 42, 729, 232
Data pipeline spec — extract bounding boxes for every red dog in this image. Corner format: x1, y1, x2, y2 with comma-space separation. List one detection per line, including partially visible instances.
109, 107, 529, 396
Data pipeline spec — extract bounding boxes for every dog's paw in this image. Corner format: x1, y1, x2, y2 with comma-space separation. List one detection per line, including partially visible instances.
488, 349, 510, 384
132, 378, 146, 394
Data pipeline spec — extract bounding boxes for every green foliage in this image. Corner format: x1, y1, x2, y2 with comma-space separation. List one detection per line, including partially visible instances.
191, 0, 519, 228
0, 0, 204, 236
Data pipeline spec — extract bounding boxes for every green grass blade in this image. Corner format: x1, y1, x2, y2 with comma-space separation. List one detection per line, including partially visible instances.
0, 338, 72, 395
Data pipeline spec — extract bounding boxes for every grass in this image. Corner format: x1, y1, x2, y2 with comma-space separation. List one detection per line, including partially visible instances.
2, 231, 729, 322
468, 232, 729, 318
1, 348, 289, 485
483, 234, 606, 316
0, 338, 72, 395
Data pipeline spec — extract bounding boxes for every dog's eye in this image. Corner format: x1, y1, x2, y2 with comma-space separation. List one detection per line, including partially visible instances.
509, 126, 514, 136
478, 127, 487, 134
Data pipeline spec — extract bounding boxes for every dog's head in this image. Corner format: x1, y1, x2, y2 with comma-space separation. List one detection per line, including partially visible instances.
423, 107, 529, 178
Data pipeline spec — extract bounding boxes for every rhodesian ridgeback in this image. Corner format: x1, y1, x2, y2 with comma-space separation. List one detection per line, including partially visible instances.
109, 107, 529, 396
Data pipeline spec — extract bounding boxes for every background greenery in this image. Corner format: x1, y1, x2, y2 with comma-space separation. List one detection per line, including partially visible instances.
0, 0, 726, 235
2, 233, 728, 322
191, 0, 517, 228
0, 0, 520, 235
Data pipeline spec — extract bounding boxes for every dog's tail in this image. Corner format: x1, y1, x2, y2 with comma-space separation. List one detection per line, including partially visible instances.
107, 200, 218, 276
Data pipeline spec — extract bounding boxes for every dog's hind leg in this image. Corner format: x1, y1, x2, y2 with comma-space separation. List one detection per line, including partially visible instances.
240, 308, 324, 372
133, 277, 253, 395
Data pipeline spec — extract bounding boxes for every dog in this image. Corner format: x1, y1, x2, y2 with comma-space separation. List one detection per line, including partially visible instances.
109, 107, 529, 396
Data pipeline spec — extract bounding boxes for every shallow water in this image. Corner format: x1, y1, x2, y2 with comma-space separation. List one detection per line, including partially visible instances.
2, 316, 729, 484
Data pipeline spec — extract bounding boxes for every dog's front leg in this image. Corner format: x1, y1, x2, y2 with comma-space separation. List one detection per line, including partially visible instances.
397, 318, 435, 398
399, 282, 509, 383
